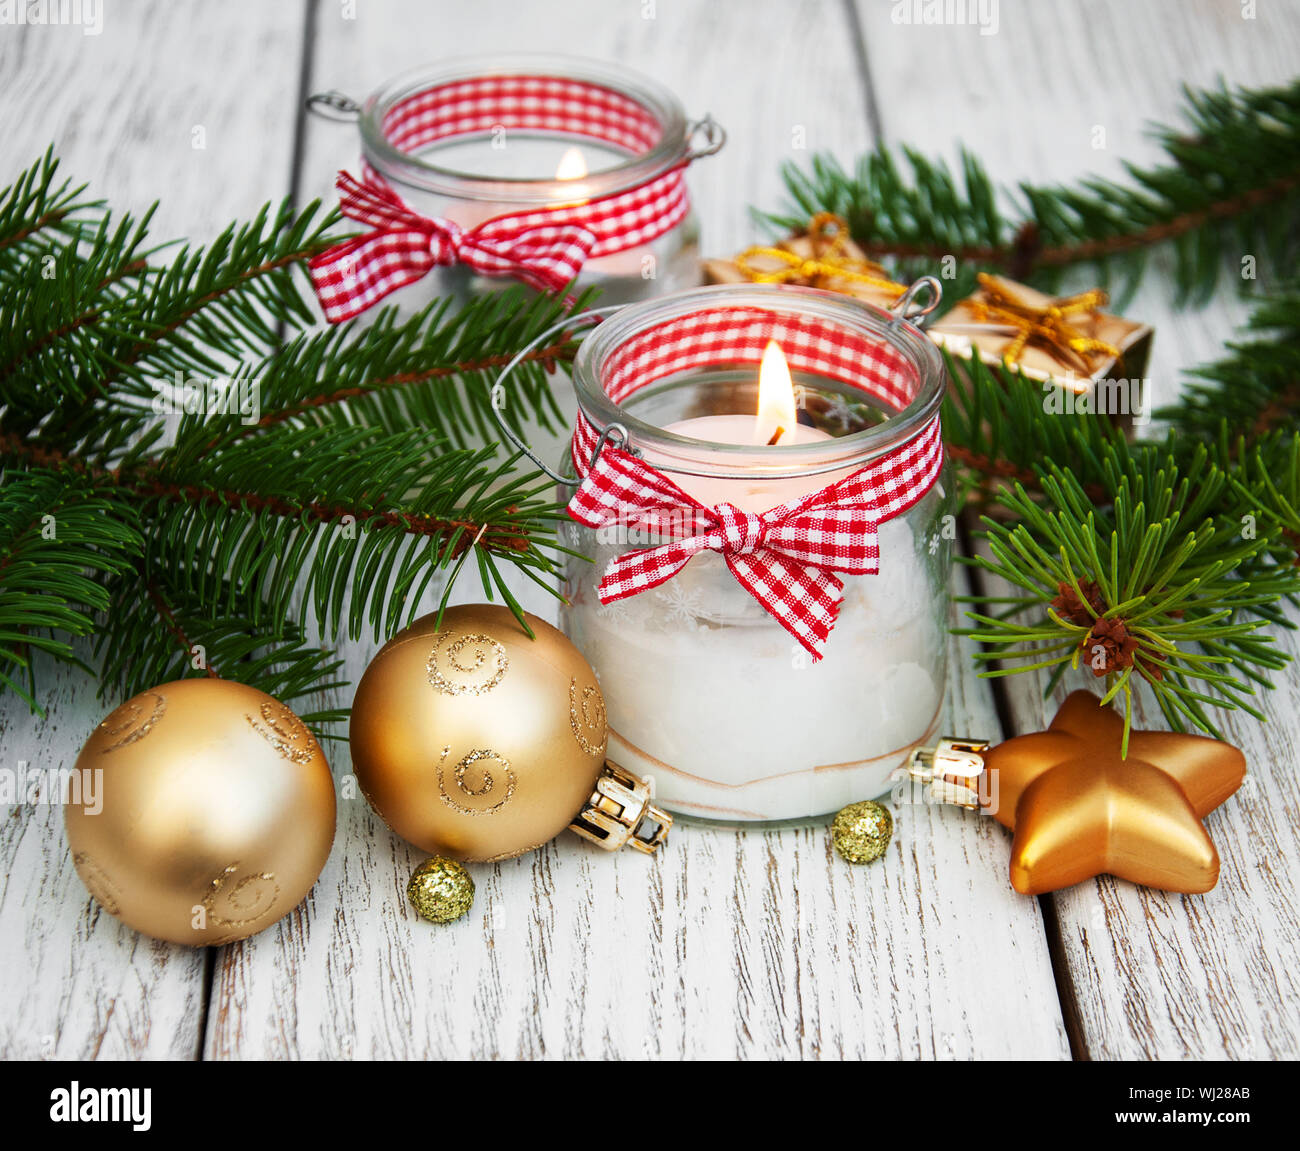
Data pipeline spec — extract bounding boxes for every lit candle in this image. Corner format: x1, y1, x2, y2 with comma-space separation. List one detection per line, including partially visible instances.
650, 341, 847, 512
554, 145, 589, 184
548, 143, 667, 286
338, 60, 714, 309
428, 138, 678, 295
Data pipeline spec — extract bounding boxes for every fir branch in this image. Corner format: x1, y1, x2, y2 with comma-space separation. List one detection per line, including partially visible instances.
1161, 279, 1300, 440
205, 286, 588, 452
0, 153, 342, 460
961, 445, 1298, 746
55, 197, 340, 425
132, 424, 566, 643
0, 470, 142, 712
0, 423, 562, 630
109, 197, 338, 361
144, 582, 219, 679
1233, 432, 1300, 567
762, 78, 1300, 304
939, 349, 1123, 504
0, 208, 158, 409
0, 147, 98, 259
0, 152, 587, 720
100, 576, 349, 729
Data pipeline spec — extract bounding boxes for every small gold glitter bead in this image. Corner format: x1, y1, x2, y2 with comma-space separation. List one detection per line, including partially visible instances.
407, 857, 475, 924
832, 801, 893, 864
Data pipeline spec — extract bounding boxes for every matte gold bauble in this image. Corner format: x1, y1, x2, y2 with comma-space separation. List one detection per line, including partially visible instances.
349, 604, 614, 862
64, 679, 336, 945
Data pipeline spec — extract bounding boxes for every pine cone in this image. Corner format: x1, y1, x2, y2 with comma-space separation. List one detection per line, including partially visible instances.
1051, 579, 1106, 626
1082, 616, 1140, 676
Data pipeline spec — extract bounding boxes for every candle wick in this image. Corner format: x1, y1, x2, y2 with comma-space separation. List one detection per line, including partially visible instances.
766, 426, 786, 446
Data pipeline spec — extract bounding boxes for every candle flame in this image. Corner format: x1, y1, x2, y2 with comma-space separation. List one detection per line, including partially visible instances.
555, 146, 588, 181
757, 340, 797, 444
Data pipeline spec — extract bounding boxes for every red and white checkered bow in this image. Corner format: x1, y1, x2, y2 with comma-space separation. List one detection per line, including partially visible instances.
308, 72, 705, 319
568, 415, 944, 659
309, 172, 598, 322
564, 304, 945, 659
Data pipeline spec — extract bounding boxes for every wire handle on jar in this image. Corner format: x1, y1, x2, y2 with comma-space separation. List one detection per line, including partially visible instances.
306, 90, 362, 122
889, 276, 942, 326
490, 305, 627, 486
684, 114, 727, 161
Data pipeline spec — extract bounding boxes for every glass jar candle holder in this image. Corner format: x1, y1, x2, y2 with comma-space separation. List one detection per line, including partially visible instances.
542, 283, 952, 825
309, 54, 724, 312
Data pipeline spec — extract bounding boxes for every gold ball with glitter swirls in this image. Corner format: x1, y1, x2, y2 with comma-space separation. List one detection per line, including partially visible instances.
64, 679, 336, 945
407, 856, 475, 924
349, 604, 609, 862
832, 800, 894, 864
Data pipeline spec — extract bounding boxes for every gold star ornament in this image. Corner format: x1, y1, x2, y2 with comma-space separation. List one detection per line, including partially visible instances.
904, 691, 1246, 895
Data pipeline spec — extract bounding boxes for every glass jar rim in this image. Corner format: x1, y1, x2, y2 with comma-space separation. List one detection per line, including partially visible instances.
359, 53, 691, 204
571, 284, 947, 480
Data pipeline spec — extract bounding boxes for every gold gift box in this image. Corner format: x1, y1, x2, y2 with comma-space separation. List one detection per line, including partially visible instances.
928, 274, 1154, 430
702, 214, 908, 313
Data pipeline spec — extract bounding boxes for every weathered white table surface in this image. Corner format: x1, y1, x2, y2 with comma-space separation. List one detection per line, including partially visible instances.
2, 0, 1298, 1060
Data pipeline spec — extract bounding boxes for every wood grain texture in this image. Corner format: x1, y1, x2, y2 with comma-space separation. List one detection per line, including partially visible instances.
0, 0, 309, 237
202, 0, 1067, 1060
205, 560, 1069, 1060
855, 0, 1300, 1057
0, 0, 308, 1059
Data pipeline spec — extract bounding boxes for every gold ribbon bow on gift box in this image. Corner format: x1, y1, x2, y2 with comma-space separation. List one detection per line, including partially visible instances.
733, 212, 908, 302
966, 273, 1120, 375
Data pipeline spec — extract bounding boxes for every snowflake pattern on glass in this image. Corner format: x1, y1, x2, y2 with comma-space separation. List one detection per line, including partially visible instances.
655, 581, 706, 623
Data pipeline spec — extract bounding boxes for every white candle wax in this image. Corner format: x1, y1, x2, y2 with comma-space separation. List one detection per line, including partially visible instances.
568, 513, 944, 821
654, 415, 851, 512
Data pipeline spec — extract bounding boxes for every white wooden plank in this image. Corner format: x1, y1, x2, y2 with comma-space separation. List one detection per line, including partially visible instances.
0, 0, 308, 1059
0, 0, 309, 237
206, 0, 1069, 1059
857, 0, 1300, 1057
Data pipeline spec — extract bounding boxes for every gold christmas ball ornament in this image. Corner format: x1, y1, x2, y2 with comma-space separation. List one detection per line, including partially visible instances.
407, 856, 475, 924
832, 800, 894, 864
350, 604, 671, 862
64, 679, 337, 945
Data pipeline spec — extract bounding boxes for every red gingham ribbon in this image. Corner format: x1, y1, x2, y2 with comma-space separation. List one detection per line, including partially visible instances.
309, 173, 599, 319
309, 75, 695, 321
567, 307, 945, 660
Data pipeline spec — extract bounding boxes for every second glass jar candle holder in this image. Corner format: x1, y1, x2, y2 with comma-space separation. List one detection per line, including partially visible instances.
311, 54, 723, 309
553, 284, 953, 825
